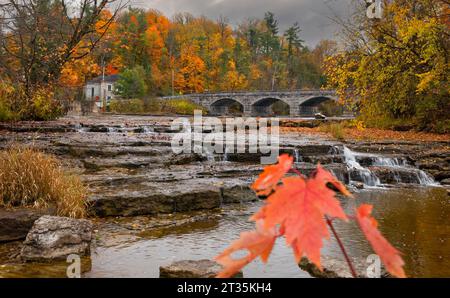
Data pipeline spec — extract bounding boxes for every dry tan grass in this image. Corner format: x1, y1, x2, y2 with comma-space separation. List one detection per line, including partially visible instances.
0, 146, 87, 218
319, 122, 346, 141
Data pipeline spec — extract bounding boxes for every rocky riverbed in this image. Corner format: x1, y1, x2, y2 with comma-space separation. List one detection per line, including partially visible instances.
0, 115, 449, 277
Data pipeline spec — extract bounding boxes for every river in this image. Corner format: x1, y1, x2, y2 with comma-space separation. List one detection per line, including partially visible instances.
0, 115, 448, 278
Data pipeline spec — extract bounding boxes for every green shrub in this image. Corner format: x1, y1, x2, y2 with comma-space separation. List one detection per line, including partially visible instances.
0, 147, 87, 218
0, 99, 14, 121
110, 98, 207, 115
143, 98, 161, 113
0, 83, 17, 121
114, 66, 148, 99
110, 99, 144, 113
29, 88, 63, 121
0, 83, 62, 121
164, 98, 207, 115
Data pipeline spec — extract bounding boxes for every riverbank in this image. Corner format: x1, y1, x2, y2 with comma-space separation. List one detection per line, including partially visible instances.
0, 115, 449, 277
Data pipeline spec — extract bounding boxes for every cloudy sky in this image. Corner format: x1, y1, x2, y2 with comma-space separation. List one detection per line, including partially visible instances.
131, 0, 355, 47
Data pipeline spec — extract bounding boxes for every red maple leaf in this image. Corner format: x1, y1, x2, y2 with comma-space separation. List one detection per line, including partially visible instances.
356, 204, 406, 278
253, 165, 350, 269
251, 154, 293, 196
215, 220, 278, 278
216, 160, 406, 279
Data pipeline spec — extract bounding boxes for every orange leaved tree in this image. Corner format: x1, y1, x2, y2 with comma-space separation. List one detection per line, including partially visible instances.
215, 155, 406, 278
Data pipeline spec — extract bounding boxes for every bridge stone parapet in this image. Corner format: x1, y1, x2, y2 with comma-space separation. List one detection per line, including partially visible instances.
160, 90, 339, 117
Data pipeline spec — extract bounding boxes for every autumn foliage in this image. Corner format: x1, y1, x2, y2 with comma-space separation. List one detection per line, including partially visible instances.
73, 8, 330, 97
325, 0, 449, 133
216, 155, 406, 278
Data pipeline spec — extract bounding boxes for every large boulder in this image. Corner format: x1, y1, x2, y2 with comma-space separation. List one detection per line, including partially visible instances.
0, 208, 54, 242
20, 216, 93, 262
160, 259, 243, 278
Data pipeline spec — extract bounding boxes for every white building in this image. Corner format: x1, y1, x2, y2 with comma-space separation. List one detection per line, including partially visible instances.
84, 74, 119, 109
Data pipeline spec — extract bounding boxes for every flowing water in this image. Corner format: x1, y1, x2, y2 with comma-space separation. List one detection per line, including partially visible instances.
0, 116, 448, 278
81, 187, 449, 278
343, 146, 438, 187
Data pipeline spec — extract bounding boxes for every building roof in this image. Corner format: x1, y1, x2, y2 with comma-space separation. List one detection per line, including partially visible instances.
87, 74, 119, 84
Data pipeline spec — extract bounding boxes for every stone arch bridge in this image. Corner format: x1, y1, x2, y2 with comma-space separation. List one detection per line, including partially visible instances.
160, 90, 339, 117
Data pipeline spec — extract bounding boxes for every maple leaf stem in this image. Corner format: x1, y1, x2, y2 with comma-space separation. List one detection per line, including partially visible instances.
326, 216, 358, 278
289, 168, 305, 178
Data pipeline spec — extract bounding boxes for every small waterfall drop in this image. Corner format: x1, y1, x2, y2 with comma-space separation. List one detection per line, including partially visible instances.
416, 171, 437, 186
294, 149, 302, 163
343, 147, 381, 187
194, 144, 216, 162
222, 146, 231, 162
107, 127, 119, 133
342, 146, 438, 187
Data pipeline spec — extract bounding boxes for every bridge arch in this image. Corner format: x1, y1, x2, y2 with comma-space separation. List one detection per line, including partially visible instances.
210, 98, 244, 116
299, 96, 339, 116
159, 90, 346, 117
252, 97, 290, 116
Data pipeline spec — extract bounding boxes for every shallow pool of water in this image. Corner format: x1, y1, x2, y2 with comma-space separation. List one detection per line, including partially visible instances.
84, 186, 449, 278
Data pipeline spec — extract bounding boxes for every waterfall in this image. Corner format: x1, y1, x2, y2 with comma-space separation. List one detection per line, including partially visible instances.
374, 156, 408, 167
222, 146, 231, 162
416, 170, 437, 186
142, 126, 153, 134
343, 147, 381, 187
342, 146, 438, 187
194, 144, 216, 162
329, 146, 342, 155
204, 147, 216, 162
376, 156, 437, 186
294, 149, 302, 163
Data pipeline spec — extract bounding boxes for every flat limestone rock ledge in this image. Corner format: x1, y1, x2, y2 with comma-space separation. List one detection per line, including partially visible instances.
0, 208, 55, 242
160, 260, 243, 278
20, 216, 93, 262
441, 178, 450, 185
299, 256, 392, 278
88, 179, 259, 217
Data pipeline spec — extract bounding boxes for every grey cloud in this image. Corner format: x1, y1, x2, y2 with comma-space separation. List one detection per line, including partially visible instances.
132, 0, 354, 47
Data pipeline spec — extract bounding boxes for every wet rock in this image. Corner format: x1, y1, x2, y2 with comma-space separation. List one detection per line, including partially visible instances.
352, 182, 365, 189
299, 257, 391, 278
328, 166, 350, 185
368, 167, 429, 184
295, 163, 350, 185
87, 126, 109, 133
154, 126, 182, 133
21, 216, 93, 262
433, 171, 450, 182
297, 144, 335, 156
440, 178, 450, 185
221, 184, 257, 204
160, 260, 243, 278
225, 152, 264, 163
445, 186, 450, 196
133, 127, 151, 133
88, 185, 222, 217
82, 156, 163, 171
166, 153, 206, 165
0, 208, 54, 242
301, 155, 345, 165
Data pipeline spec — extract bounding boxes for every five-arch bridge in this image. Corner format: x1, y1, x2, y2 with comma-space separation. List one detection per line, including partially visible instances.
160, 90, 339, 117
